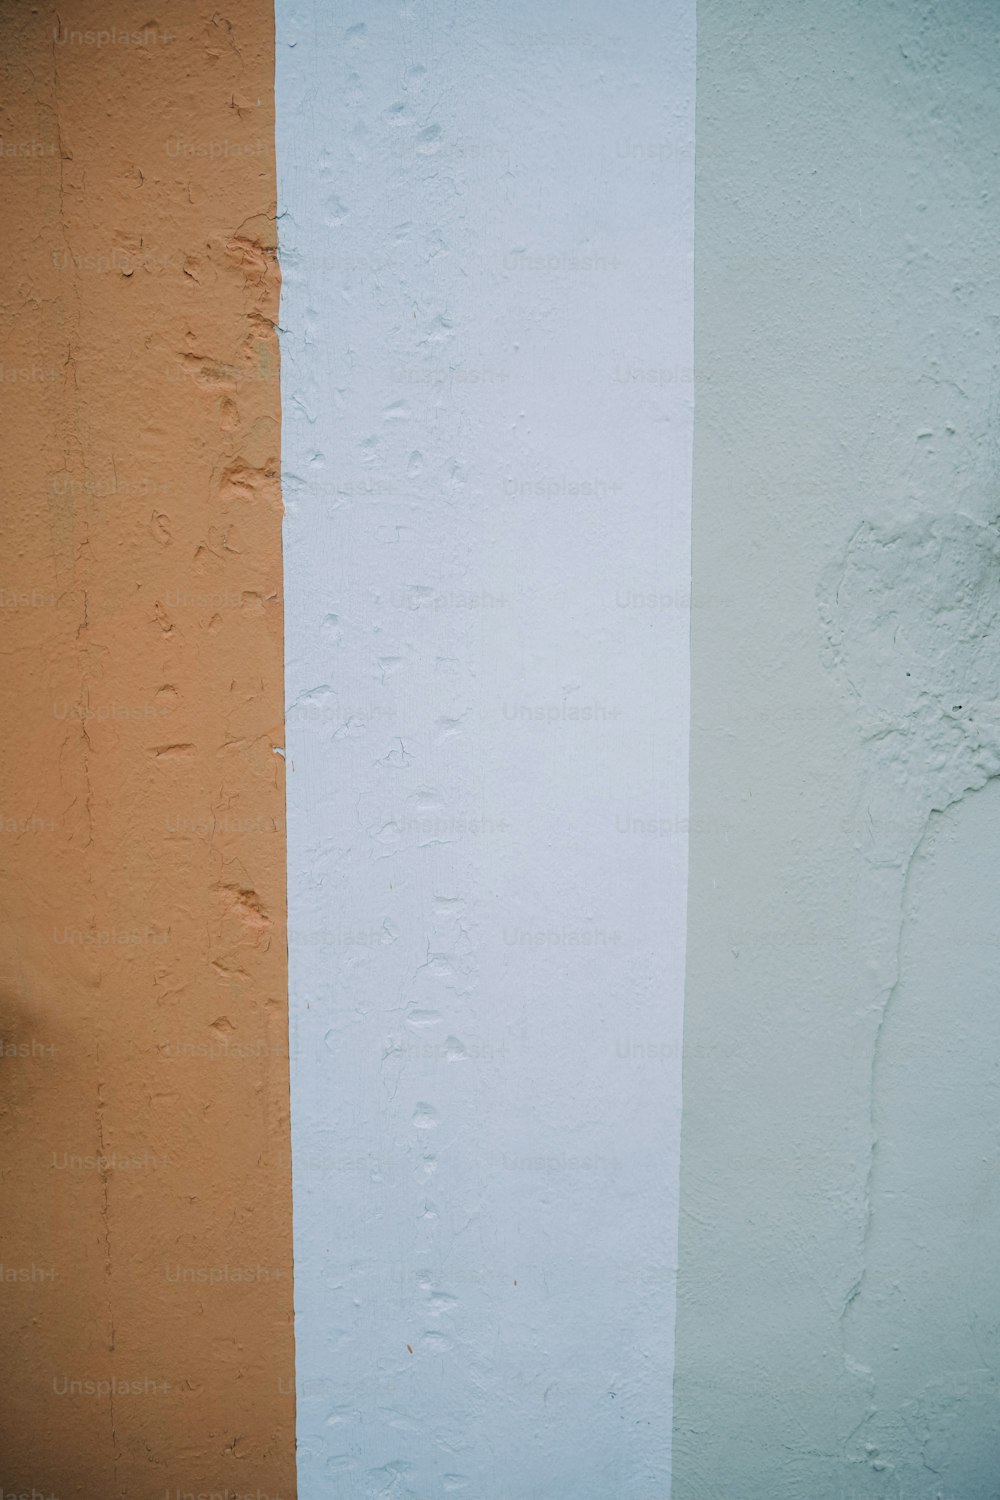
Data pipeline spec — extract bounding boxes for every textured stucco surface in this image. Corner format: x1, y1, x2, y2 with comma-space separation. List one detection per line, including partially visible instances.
0, 3, 295, 1492
275, 1, 694, 1494
675, 2, 1000, 1496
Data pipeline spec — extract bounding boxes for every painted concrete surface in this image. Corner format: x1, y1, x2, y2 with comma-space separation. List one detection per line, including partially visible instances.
276, 1, 694, 1494
675, 2, 1000, 1496
0, 2, 295, 1492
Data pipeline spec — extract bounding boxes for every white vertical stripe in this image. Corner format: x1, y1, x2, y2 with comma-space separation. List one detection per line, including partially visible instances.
276, 3, 694, 1493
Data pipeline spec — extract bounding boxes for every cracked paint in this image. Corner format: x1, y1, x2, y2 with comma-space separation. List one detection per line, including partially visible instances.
822, 513, 1000, 1491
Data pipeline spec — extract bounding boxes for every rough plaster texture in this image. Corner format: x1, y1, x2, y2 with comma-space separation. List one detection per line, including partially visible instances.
675, 2, 1000, 1496
0, 4, 295, 1492
275, 1, 694, 1494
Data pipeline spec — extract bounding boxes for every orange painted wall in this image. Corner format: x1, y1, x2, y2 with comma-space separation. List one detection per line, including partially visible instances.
0, 3, 294, 1493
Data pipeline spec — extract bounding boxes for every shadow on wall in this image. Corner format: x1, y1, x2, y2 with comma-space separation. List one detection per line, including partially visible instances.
0, 978, 118, 1495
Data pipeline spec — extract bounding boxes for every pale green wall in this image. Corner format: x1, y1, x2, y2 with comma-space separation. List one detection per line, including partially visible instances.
676, 2, 1000, 1495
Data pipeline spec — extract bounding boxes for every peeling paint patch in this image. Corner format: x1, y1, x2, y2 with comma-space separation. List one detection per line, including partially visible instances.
821, 512, 1000, 862
821, 513, 1000, 1484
